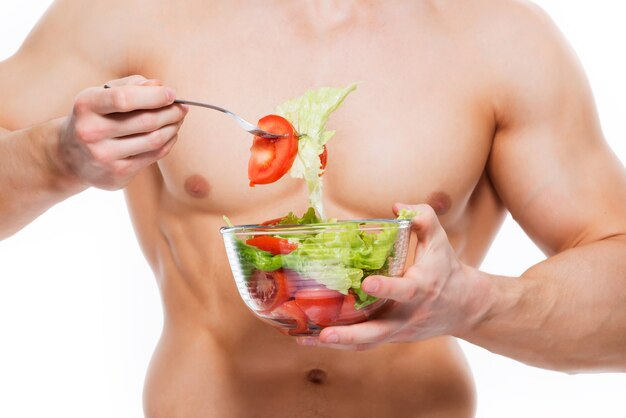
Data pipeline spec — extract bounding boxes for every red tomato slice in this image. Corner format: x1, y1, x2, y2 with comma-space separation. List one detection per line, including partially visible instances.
274, 300, 308, 335
319, 145, 328, 176
248, 115, 298, 187
247, 269, 290, 314
334, 292, 368, 325
295, 287, 345, 326
246, 236, 297, 255
260, 216, 286, 226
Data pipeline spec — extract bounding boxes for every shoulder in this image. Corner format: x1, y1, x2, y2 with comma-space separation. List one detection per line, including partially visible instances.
436, 0, 571, 66
16, 0, 171, 76
0, 0, 160, 128
441, 0, 560, 36
441, 0, 587, 127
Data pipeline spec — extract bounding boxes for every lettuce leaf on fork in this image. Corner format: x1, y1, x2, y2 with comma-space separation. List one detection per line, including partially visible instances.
275, 84, 357, 219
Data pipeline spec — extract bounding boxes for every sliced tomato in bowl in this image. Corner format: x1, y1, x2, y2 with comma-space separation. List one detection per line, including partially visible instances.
246, 236, 297, 255
274, 300, 308, 336
260, 216, 286, 226
248, 115, 298, 186
247, 269, 291, 314
295, 287, 345, 326
334, 292, 369, 325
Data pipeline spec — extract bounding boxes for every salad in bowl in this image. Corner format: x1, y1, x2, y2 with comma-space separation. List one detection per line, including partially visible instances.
221, 209, 413, 336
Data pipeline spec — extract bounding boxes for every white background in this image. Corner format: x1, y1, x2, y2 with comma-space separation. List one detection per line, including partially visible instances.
1, 1, 625, 417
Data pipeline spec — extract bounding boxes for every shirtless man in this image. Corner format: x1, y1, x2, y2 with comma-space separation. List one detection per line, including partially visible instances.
2, 1, 626, 417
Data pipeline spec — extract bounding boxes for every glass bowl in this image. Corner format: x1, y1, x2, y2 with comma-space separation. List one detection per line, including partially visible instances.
220, 219, 411, 336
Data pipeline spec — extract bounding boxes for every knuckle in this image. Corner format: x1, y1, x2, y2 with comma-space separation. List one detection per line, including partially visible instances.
340, 332, 354, 345
110, 88, 130, 111
176, 107, 188, 121
176, 104, 189, 118
90, 148, 110, 164
148, 129, 166, 148
157, 136, 177, 158
139, 112, 158, 130
73, 95, 91, 115
74, 122, 101, 143
423, 280, 440, 301
163, 88, 173, 103
403, 282, 419, 302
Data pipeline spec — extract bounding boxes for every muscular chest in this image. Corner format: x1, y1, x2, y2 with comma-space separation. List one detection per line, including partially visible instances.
144, 3, 495, 224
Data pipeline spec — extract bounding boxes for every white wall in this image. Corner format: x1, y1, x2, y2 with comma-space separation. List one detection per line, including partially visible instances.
1, 1, 625, 417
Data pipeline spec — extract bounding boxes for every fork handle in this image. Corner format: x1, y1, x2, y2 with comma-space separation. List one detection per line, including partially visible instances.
103, 85, 232, 116
173, 99, 232, 116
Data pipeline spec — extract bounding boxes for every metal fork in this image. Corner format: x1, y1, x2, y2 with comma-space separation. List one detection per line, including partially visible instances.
103, 84, 287, 139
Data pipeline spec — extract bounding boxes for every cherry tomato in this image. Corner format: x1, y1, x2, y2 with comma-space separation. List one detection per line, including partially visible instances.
247, 269, 290, 314
248, 115, 298, 186
295, 287, 345, 326
274, 300, 308, 335
246, 236, 297, 255
319, 145, 328, 176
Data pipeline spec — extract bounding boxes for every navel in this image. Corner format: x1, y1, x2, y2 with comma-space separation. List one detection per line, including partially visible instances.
184, 174, 210, 199
426, 191, 452, 215
306, 368, 328, 385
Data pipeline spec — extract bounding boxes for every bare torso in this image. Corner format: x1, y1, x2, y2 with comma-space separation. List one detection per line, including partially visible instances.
124, 2, 508, 417
5, 1, 518, 416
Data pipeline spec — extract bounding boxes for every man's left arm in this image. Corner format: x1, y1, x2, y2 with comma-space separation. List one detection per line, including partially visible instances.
465, 5, 626, 372
298, 5, 626, 373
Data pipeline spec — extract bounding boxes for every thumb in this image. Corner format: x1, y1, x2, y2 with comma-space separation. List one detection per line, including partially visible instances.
393, 203, 448, 259
105, 75, 163, 87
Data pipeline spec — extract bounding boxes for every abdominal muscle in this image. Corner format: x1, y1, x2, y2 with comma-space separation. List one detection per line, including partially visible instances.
125, 171, 483, 418
144, 324, 475, 418
142, 282, 476, 418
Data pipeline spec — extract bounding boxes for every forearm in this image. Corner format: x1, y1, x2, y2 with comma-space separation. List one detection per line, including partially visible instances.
463, 235, 626, 373
0, 118, 87, 239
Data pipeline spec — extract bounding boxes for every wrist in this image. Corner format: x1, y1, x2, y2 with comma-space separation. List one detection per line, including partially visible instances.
454, 265, 520, 339
39, 117, 89, 194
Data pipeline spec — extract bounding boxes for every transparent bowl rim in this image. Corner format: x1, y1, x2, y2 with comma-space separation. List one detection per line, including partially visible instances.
220, 218, 411, 235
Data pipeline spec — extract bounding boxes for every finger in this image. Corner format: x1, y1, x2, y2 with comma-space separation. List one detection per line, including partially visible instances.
127, 133, 179, 165
107, 122, 182, 159
361, 273, 422, 303
139, 79, 163, 87
105, 75, 150, 87
106, 103, 188, 137
82, 85, 177, 115
316, 319, 403, 346
107, 76, 163, 87
296, 337, 380, 351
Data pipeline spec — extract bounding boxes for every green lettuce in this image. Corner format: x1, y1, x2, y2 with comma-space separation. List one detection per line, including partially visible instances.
235, 207, 408, 308
275, 84, 357, 219
276, 207, 321, 225
235, 239, 283, 273
397, 209, 417, 220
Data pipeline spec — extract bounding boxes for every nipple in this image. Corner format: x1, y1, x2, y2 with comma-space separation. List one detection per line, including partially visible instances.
426, 191, 452, 215
184, 174, 210, 199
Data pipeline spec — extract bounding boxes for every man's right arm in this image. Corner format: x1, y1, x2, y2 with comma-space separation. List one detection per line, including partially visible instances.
0, 2, 188, 240
0, 117, 85, 238
0, 79, 187, 240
